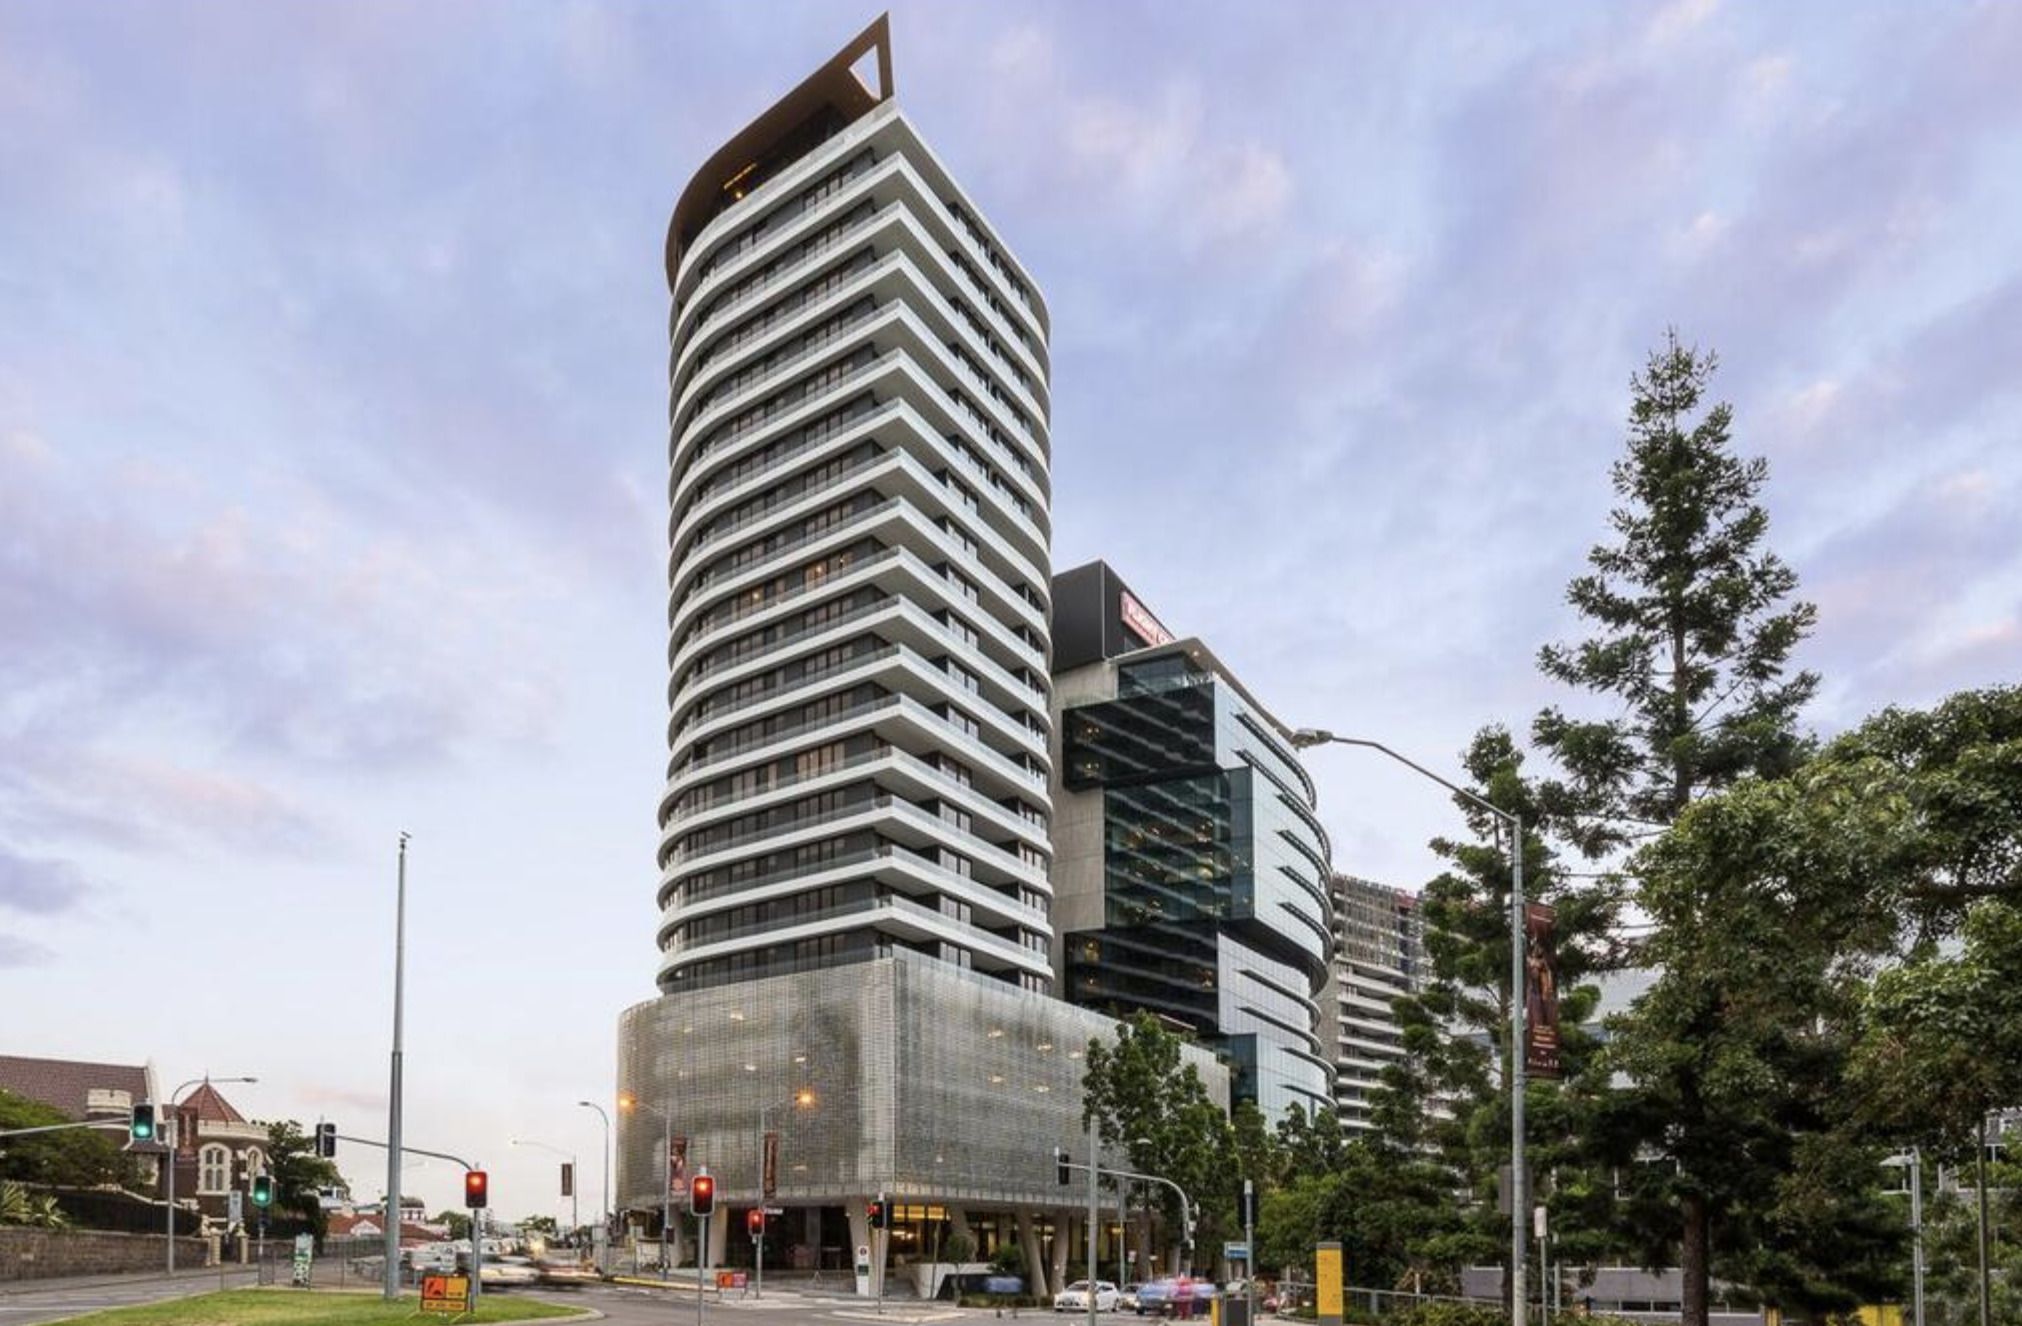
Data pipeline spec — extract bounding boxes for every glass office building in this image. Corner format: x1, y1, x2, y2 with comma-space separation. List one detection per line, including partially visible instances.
1050, 566, 1336, 1121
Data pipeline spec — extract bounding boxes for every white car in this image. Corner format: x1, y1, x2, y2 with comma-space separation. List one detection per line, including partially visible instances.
1055, 1280, 1121, 1312
479, 1256, 541, 1288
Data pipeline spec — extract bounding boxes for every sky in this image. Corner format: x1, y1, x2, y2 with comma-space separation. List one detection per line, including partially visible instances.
2, 0, 2018, 1219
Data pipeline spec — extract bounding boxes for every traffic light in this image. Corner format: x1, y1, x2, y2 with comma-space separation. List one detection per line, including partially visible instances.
747, 1208, 765, 1239
865, 1198, 884, 1230
690, 1172, 716, 1217
130, 1103, 155, 1142
251, 1175, 274, 1207
315, 1123, 337, 1158
1055, 1147, 1071, 1185
465, 1169, 489, 1209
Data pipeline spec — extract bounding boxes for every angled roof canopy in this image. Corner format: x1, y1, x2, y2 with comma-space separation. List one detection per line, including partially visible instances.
665, 14, 894, 289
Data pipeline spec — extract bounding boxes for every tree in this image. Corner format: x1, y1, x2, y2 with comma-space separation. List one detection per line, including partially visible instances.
0, 1090, 128, 1189
261, 1121, 339, 1239
1255, 1142, 1464, 1294
1082, 1015, 1239, 1269
1836, 683, 2022, 1245
435, 1209, 472, 1241
1532, 331, 1818, 1326
520, 1214, 559, 1239
1533, 331, 1819, 860
1377, 728, 1620, 1300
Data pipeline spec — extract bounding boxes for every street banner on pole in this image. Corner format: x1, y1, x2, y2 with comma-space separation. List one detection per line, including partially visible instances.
1524, 902, 1562, 1079
762, 1130, 779, 1200
669, 1135, 689, 1197
561, 1162, 573, 1198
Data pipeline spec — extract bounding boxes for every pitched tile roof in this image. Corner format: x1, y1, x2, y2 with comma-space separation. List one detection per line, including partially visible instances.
178, 1081, 248, 1124
0, 1055, 150, 1120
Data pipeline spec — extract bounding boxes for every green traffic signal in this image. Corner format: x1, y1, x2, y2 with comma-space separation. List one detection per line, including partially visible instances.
130, 1104, 155, 1141
251, 1175, 274, 1207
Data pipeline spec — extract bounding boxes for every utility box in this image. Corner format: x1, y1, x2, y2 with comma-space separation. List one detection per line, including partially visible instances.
1212, 1293, 1251, 1326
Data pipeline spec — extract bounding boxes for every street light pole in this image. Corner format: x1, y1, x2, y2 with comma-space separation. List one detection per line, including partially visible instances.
385, 831, 409, 1301
1291, 729, 1526, 1326
164, 1074, 257, 1277
510, 1139, 578, 1241
622, 1095, 675, 1277
578, 1101, 612, 1252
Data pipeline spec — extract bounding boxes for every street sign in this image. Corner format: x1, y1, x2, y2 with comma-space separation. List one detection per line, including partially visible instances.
762, 1206, 785, 1215
227, 1190, 244, 1229
420, 1273, 472, 1315
1224, 1241, 1250, 1260
290, 1233, 314, 1288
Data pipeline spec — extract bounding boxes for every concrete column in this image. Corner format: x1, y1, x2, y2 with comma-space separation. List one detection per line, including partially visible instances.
707, 1205, 729, 1269
1018, 1210, 1046, 1298
848, 1201, 872, 1296
1048, 1212, 1069, 1297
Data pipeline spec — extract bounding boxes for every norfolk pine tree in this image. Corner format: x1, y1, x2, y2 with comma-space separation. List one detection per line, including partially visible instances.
1531, 331, 1819, 1326
1379, 727, 1622, 1304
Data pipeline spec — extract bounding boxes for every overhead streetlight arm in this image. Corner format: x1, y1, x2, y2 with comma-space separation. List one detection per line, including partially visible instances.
1290, 730, 1516, 830
1289, 723, 1528, 1326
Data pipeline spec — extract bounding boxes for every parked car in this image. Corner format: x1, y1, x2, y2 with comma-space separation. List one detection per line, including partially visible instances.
1055, 1280, 1120, 1312
1134, 1278, 1184, 1316
1118, 1284, 1145, 1312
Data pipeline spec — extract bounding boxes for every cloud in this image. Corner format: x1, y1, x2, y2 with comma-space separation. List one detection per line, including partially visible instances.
0, 844, 90, 915
0, 934, 54, 969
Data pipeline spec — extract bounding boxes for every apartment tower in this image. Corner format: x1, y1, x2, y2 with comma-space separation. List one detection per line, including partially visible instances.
658, 20, 1055, 997
618, 21, 1225, 1288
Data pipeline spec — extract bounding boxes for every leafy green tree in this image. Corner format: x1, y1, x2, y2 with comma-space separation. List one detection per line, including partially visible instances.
0, 1090, 127, 1188
520, 1214, 559, 1238
1254, 1142, 1467, 1294
261, 1121, 339, 1238
1274, 1104, 1347, 1180
1853, 896, 2022, 1152
1082, 1014, 1239, 1268
1531, 331, 1819, 1326
435, 1209, 472, 1241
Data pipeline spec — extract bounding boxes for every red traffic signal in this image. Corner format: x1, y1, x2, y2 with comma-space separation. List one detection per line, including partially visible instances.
465, 1169, 489, 1209
747, 1208, 765, 1237
690, 1171, 716, 1216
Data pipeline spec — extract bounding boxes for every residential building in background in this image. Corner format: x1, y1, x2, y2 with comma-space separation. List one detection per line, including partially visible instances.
1324, 874, 1425, 1132
1049, 562, 1336, 1122
615, 21, 1224, 1295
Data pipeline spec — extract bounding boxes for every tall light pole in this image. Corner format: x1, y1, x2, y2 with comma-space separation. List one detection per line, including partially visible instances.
1291, 728, 1527, 1326
754, 1089, 815, 1298
511, 1138, 578, 1240
385, 831, 410, 1301
164, 1074, 257, 1276
620, 1093, 673, 1278
578, 1101, 612, 1248
1883, 1151, 1925, 1326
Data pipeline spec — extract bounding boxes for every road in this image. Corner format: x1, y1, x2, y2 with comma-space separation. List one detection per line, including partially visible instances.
0, 1272, 1151, 1326
550, 1284, 1144, 1326
0, 1269, 261, 1326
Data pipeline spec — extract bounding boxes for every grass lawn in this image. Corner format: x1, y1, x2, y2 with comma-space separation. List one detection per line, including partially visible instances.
53, 1289, 582, 1326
